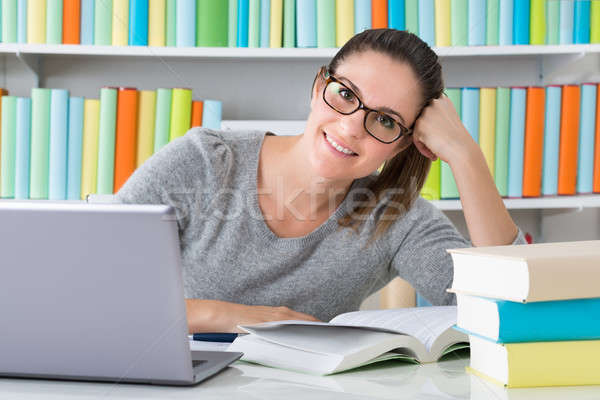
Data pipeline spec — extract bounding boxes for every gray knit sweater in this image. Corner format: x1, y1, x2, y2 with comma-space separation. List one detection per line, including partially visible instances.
116, 128, 525, 321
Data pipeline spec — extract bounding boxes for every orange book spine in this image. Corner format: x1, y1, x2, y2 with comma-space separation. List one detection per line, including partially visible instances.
371, 0, 388, 29
191, 101, 203, 128
113, 88, 139, 193
63, 0, 81, 44
557, 85, 581, 195
594, 83, 600, 193
522, 87, 545, 197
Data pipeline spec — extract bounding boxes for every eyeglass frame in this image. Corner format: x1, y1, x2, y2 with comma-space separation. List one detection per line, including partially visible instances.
319, 66, 415, 144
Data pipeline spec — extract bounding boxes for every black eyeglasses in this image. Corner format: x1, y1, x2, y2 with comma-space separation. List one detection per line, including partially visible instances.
320, 67, 413, 144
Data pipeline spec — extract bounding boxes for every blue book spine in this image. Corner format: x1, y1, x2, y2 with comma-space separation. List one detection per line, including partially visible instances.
237, 0, 249, 47
17, 0, 27, 43
80, 0, 94, 45
461, 88, 480, 143
573, 0, 590, 44
541, 86, 561, 196
418, 0, 434, 47
176, 0, 196, 47
496, 297, 600, 343
14, 97, 31, 200
468, 0, 486, 45
513, 0, 530, 44
499, 0, 513, 45
355, 0, 371, 33
296, 0, 317, 47
508, 87, 526, 198
576, 84, 597, 193
67, 97, 84, 201
388, 0, 405, 30
260, 0, 270, 47
48, 89, 69, 201
559, 0, 574, 44
202, 100, 222, 130
129, 0, 148, 45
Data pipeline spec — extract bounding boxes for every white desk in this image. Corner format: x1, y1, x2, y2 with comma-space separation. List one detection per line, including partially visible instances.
1, 353, 600, 399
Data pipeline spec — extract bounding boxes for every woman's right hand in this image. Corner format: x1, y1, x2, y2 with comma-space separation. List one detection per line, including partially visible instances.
186, 299, 321, 333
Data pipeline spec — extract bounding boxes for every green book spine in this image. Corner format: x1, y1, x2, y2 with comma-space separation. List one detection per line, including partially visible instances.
530, 0, 546, 45
486, 0, 499, 45
96, 88, 117, 195
422, 159, 441, 200
317, 0, 335, 48
494, 87, 510, 196
1, 96, 17, 198
30, 88, 51, 200
248, 0, 260, 47
405, 0, 418, 35
592, 0, 600, 43
196, 0, 228, 46
2, 0, 17, 43
441, 88, 461, 199
228, 0, 238, 47
166, 0, 176, 46
546, 0, 560, 44
154, 88, 172, 152
46, 0, 63, 44
169, 89, 192, 141
283, 0, 295, 48
451, 0, 467, 46
94, 0, 112, 45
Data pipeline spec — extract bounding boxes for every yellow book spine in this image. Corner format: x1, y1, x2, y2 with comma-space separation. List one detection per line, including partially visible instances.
112, 0, 129, 46
506, 340, 600, 387
270, 0, 283, 48
81, 99, 101, 200
592, 0, 600, 44
148, 0, 166, 46
136, 90, 157, 167
479, 88, 496, 178
335, 0, 354, 47
434, 0, 451, 47
27, 0, 46, 44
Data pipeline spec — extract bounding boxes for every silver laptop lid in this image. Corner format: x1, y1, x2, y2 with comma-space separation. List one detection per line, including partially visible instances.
0, 202, 194, 384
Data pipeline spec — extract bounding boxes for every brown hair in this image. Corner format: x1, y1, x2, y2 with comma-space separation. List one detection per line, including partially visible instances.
328, 29, 445, 241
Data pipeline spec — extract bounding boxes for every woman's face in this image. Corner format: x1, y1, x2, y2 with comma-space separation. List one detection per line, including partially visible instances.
304, 50, 423, 183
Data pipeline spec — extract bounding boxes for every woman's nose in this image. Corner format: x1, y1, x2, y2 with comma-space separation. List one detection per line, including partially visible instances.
339, 109, 367, 139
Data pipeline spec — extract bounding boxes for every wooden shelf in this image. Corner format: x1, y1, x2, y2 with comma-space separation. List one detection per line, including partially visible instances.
432, 195, 600, 211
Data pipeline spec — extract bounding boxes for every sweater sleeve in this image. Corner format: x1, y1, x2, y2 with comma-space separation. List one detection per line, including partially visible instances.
390, 197, 527, 306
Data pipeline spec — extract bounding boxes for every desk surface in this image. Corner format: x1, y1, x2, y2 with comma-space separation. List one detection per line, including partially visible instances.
1, 353, 600, 399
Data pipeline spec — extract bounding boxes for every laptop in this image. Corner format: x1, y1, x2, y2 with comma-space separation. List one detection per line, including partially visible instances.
0, 201, 242, 385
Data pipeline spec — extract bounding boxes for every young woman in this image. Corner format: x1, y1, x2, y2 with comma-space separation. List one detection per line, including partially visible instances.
116, 29, 525, 332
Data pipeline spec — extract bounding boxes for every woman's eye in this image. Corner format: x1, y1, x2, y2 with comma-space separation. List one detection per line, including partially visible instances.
376, 113, 396, 129
338, 88, 355, 102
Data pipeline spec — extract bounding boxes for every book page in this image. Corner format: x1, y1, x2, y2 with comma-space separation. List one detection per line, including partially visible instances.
330, 306, 458, 352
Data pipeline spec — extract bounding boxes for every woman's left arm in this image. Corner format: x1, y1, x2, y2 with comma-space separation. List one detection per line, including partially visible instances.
411, 95, 519, 247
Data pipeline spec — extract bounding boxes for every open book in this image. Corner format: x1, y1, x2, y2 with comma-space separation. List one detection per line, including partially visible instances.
227, 306, 468, 375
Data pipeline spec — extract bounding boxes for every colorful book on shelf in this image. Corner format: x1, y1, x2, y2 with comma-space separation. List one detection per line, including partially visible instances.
541, 85, 561, 196
176, 0, 196, 47
485, 0, 499, 45
512, 0, 529, 45
94, 0, 112, 46
30, 88, 51, 200
237, 0, 249, 47
28, 0, 46, 44
96, 87, 117, 195
467, 335, 600, 388
507, 87, 526, 198
557, 84, 580, 195
148, 0, 166, 47
448, 240, 600, 302
80, 0, 94, 45
388, 0, 405, 31
467, 0, 485, 46
371, 0, 386, 29
546, 0, 560, 45
441, 88, 460, 199
529, 0, 545, 45
169, 88, 192, 141
1, 96, 17, 198
418, 0, 434, 47
18, 0, 27, 43
404, 0, 418, 35
434, 0, 450, 47
522, 87, 545, 198
354, 0, 371, 33
112, 0, 129, 46
228, 306, 468, 375
559, 0, 574, 45
2, 1, 17, 43
479, 88, 496, 178
595, 84, 600, 193
166, 0, 176, 47
494, 87, 510, 197
129, 0, 149, 46
573, 0, 590, 44
191, 100, 203, 128
421, 159, 440, 200
46, 0, 63, 44
576, 83, 597, 194
260, 0, 271, 47
593, 0, 600, 43
248, 0, 260, 48
336, 0, 354, 47
63, 0, 81, 44
67, 97, 84, 200
202, 100, 222, 130
451, 0, 467, 46
456, 294, 600, 343
154, 88, 172, 153
296, 0, 317, 48
136, 90, 156, 167
498, 0, 513, 45
48, 89, 69, 200
270, 0, 283, 47
461, 88, 479, 144
113, 88, 139, 193
80, 98, 100, 199
228, 0, 238, 47
317, 0, 335, 48
283, 0, 295, 48
15, 97, 31, 200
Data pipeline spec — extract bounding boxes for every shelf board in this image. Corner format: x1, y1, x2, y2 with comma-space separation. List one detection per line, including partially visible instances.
432, 195, 600, 210
1, 43, 600, 60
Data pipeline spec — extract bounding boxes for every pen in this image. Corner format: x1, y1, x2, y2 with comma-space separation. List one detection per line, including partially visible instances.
192, 333, 238, 343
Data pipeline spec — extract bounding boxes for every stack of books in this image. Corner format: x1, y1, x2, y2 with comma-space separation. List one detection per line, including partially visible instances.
421, 83, 600, 200
0, 87, 222, 201
448, 240, 600, 388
